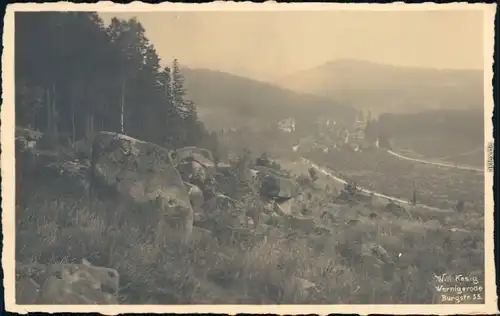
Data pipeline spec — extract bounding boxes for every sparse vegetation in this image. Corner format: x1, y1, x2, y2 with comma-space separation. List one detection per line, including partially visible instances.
16, 134, 484, 304
374, 109, 484, 167
305, 147, 484, 211
14, 11, 484, 306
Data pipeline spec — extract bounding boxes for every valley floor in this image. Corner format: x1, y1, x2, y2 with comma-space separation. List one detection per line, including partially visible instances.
304, 147, 485, 212
390, 136, 484, 168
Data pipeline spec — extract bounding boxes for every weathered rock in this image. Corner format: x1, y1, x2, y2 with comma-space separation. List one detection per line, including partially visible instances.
363, 242, 392, 264
292, 277, 317, 294
172, 147, 216, 185
213, 166, 239, 198
185, 182, 204, 214
191, 226, 213, 245
16, 126, 43, 146
16, 259, 119, 304
16, 277, 40, 304
172, 147, 215, 168
253, 165, 299, 201
177, 160, 207, 187
385, 201, 407, 215
16, 127, 91, 200
210, 193, 238, 211
90, 131, 194, 244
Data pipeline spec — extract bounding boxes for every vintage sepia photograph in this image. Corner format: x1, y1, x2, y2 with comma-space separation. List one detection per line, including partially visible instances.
2, 2, 497, 314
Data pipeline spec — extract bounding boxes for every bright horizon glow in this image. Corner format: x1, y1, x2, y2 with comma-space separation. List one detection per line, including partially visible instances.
98, 10, 483, 82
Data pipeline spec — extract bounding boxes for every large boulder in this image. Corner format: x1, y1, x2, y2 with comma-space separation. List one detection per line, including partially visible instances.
252, 165, 299, 203
213, 165, 238, 197
15, 127, 91, 203
16, 259, 119, 304
172, 147, 216, 185
15, 126, 43, 149
90, 131, 194, 244
176, 160, 207, 187
172, 146, 215, 166
184, 181, 204, 214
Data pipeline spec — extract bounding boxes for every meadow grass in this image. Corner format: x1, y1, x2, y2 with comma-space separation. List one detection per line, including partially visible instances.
16, 167, 484, 304
305, 148, 484, 211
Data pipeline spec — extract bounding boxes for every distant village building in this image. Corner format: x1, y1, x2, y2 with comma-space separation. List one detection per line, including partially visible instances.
278, 117, 296, 133
336, 109, 374, 150
343, 129, 350, 144
351, 109, 369, 142
315, 117, 336, 132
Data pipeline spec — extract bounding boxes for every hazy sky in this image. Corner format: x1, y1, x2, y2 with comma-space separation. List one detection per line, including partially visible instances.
99, 10, 484, 81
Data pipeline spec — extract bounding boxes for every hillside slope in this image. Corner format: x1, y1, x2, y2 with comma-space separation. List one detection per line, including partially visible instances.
17, 128, 484, 304
275, 59, 484, 115
182, 67, 356, 131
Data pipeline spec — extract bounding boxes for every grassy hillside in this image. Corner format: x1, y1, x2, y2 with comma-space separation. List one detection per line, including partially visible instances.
17, 145, 484, 304
182, 67, 356, 131
276, 59, 483, 115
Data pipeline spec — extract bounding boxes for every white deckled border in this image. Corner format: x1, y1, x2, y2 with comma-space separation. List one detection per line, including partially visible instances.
2, 2, 497, 315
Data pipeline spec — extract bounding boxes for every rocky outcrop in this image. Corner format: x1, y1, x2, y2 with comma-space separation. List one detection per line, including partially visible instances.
172, 147, 215, 168
253, 165, 299, 202
15, 128, 91, 201
185, 181, 205, 214
172, 147, 216, 185
90, 131, 194, 244
16, 259, 119, 304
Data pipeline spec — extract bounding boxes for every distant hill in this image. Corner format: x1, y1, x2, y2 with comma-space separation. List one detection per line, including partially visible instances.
275, 59, 484, 115
181, 67, 356, 131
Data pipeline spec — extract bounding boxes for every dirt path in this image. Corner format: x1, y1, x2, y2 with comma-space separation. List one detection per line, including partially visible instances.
387, 149, 484, 173
281, 157, 455, 215
305, 138, 483, 172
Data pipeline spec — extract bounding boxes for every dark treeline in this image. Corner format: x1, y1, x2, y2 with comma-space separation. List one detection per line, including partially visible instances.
364, 109, 484, 146
15, 12, 219, 152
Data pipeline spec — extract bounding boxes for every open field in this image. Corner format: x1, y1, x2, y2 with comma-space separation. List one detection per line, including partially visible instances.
17, 145, 484, 304
390, 136, 484, 168
386, 150, 483, 172
304, 147, 485, 211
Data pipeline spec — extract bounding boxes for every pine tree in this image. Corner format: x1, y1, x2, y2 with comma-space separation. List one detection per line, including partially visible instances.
171, 58, 204, 147
160, 65, 183, 149
162, 66, 173, 109
15, 12, 215, 154
171, 58, 188, 119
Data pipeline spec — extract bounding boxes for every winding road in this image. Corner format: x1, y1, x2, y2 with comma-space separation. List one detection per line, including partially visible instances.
300, 139, 484, 173
298, 157, 454, 213
288, 140, 483, 212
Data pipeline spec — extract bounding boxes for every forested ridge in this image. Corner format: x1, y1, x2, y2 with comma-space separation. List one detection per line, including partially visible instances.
15, 12, 218, 151
180, 67, 356, 131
